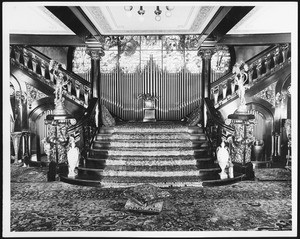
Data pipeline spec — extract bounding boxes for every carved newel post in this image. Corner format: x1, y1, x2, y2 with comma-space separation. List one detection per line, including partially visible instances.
227, 61, 255, 180
45, 60, 77, 180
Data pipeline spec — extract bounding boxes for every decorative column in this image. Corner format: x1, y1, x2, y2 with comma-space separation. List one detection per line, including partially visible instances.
45, 60, 77, 180
227, 61, 255, 179
11, 132, 22, 164
198, 47, 214, 127
21, 130, 31, 158
86, 38, 105, 128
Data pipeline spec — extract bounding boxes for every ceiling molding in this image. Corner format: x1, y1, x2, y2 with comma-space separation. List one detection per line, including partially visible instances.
217, 33, 291, 45
197, 7, 232, 46
208, 6, 255, 41
45, 6, 92, 41
10, 34, 85, 46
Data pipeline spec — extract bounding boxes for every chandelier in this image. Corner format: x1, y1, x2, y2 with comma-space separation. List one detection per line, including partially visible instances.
124, 6, 175, 21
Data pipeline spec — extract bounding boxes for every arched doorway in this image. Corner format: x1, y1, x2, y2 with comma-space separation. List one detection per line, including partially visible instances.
247, 102, 274, 160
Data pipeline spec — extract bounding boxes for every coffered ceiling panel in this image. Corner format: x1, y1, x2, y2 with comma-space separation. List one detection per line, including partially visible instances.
81, 5, 220, 35
228, 5, 297, 34
6, 5, 75, 35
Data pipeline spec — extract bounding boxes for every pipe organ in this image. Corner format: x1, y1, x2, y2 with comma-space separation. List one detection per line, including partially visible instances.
100, 56, 202, 121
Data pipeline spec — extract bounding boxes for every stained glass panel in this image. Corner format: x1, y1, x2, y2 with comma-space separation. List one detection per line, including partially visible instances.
72, 47, 91, 73
162, 35, 184, 53
100, 51, 118, 73
211, 48, 231, 73
141, 36, 162, 50
119, 50, 140, 73
163, 50, 184, 73
185, 51, 202, 73
184, 35, 201, 50
141, 51, 162, 71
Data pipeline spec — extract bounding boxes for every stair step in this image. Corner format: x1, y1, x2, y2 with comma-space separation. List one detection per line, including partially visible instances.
108, 148, 194, 156
102, 165, 199, 172
93, 140, 194, 149
98, 127, 114, 134
95, 134, 112, 141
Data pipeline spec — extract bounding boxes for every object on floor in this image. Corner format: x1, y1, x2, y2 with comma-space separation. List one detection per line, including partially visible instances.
124, 198, 164, 214
123, 183, 171, 206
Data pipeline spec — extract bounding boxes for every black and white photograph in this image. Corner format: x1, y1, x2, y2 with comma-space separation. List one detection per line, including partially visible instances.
2, 1, 298, 237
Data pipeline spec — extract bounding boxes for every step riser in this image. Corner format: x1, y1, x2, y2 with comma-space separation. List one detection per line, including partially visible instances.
109, 150, 194, 156
93, 142, 194, 149
110, 134, 191, 140
93, 141, 208, 148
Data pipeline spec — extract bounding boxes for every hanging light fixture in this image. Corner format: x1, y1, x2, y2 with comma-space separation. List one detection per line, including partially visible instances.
138, 6, 145, 15
154, 6, 162, 21
123, 6, 174, 21
137, 6, 145, 22
124, 6, 133, 11
165, 6, 174, 17
124, 6, 133, 17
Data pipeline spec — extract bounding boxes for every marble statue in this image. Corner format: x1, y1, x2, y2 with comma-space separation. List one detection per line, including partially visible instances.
216, 140, 230, 179
67, 137, 80, 177
232, 62, 249, 111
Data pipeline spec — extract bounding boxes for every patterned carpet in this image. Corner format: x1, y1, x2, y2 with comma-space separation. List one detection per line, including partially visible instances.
8, 165, 293, 235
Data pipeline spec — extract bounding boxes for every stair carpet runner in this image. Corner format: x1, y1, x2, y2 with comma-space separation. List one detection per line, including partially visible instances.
80, 121, 219, 188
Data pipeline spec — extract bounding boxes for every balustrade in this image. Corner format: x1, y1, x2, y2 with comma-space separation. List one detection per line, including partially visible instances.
10, 45, 91, 108
210, 44, 291, 108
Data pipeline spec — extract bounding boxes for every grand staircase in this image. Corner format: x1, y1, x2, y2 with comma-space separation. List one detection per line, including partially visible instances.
60, 121, 245, 187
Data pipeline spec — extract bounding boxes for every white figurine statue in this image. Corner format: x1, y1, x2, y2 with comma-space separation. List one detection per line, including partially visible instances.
67, 137, 80, 177
216, 140, 230, 179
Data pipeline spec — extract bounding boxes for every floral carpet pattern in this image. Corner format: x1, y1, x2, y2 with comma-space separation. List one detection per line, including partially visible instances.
9, 165, 293, 234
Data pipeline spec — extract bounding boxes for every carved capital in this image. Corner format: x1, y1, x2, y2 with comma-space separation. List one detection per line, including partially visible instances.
86, 49, 105, 60
198, 48, 214, 60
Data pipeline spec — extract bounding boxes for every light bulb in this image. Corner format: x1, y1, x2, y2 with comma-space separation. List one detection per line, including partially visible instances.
165, 11, 172, 17
124, 6, 133, 11
166, 6, 175, 11
139, 15, 145, 22
155, 15, 161, 21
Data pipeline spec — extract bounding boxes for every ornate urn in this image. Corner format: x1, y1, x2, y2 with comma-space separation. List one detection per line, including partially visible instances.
216, 140, 230, 179
67, 137, 80, 177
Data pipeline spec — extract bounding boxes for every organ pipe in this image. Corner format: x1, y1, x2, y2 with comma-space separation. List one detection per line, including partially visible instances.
100, 57, 202, 121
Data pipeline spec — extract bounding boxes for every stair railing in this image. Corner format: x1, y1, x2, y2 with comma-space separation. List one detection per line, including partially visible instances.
68, 98, 98, 167
210, 43, 291, 109
10, 45, 91, 108
204, 98, 235, 157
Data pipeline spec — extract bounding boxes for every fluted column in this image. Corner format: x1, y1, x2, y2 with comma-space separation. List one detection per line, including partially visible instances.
198, 48, 213, 99
198, 48, 214, 127
86, 41, 105, 128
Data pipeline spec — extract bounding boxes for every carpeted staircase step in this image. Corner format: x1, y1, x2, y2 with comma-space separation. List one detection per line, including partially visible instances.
101, 165, 199, 172
92, 140, 194, 149
108, 147, 195, 156
92, 140, 208, 149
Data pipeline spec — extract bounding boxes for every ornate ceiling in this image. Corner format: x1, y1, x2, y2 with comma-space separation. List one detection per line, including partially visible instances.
80, 6, 220, 35
4, 2, 296, 48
